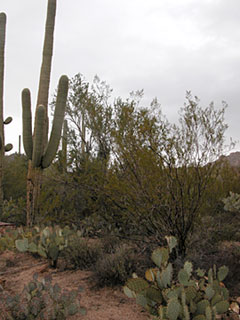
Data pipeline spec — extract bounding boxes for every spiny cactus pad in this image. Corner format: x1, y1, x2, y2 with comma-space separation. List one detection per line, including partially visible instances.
167, 298, 181, 320
214, 300, 229, 314
15, 238, 28, 252
145, 268, 158, 282
178, 269, 190, 286
196, 299, 210, 315
217, 266, 229, 282
125, 278, 149, 293
165, 236, 177, 253
151, 247, 169, 268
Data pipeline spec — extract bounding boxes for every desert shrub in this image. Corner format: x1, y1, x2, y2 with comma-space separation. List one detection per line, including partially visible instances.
62, 236, 103, 270
0, 273, 86, 319
77, 213, 108, 237
100, 235, 123, 254
1, 198, 26, 226
187, 234, 240, 297
0, 235, 14, 254
0, 227, 21, 254
91, 243, 144, 287
3, 154, 28, 202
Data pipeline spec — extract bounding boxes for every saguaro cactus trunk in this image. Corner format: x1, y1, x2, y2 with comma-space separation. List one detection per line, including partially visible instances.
22, 0, 68, 226
0, 13, 13, 217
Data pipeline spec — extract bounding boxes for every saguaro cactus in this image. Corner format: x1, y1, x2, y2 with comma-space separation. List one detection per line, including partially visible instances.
21, 0, 68, 226
22, 75, 68, 169
0, 12, 13, 216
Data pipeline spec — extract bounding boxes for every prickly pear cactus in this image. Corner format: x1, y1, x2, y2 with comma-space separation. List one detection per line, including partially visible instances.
15, 225, 72, 268
123, 236, 230, 319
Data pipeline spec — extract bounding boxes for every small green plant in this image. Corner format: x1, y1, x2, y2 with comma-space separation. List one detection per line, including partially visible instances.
15, 225, 73, 268
0, 273, 86, 319
123, 236, 230, 319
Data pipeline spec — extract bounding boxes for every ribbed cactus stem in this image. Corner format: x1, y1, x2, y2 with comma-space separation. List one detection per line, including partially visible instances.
42, 75, 68, 168
0, 13, 6, 164
62, 119, 68, 169
37, 0, 56, 110
22, 88, 33, 159
0, 13, 6, 128
32, 105, 45, 168
37, 0, 56, 150
19, 135, 21, 154
0, 12, 13, 215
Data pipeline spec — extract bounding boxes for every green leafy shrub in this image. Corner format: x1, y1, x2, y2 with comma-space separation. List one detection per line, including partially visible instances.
62, 236, 103, 270
0, 273, 86, 319
124, 236, 231, 319
187, 235, 240, 297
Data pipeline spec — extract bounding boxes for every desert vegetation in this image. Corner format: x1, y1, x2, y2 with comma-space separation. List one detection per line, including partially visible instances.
0, 0, 240, 319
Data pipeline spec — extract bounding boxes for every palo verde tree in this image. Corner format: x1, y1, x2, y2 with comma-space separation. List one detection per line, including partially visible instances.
21, 0, 68, 226
110, 92, 229, 256
64, 73, 113, 169
0, 12, 13, 217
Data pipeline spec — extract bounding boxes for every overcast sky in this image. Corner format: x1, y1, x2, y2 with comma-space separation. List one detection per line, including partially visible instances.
1, 0, 240, 153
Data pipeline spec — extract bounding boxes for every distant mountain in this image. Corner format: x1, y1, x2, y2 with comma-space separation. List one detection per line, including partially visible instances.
219, 151, 240, 168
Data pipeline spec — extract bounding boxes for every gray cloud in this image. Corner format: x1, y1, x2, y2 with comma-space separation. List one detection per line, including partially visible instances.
1, 0, 240, 152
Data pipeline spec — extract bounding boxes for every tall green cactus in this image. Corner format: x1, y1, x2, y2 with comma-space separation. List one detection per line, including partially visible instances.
21, 0, 68, 226
61, 119, 68, 170
0, 12, 13, 217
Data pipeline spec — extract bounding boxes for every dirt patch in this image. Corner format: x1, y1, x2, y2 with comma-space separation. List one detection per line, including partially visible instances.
0, 251, 151, 320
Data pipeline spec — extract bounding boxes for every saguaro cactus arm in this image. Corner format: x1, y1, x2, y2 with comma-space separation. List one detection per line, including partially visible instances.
22, 88, 33, 159
42, 75, 68, 168
4, 116, 12, 124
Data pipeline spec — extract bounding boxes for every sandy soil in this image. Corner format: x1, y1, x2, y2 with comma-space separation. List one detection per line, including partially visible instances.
0, 250, 151, 320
